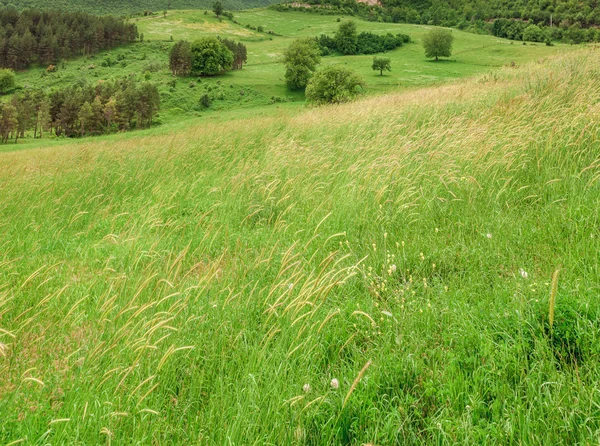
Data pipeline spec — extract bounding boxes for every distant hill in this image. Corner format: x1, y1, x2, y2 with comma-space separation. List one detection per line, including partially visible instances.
3, 0, 282, 15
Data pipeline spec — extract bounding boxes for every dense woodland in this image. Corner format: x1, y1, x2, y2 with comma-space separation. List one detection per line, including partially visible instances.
273, 0, 600, 43
0, 77, 160, 142
0, 7, 138, 70
5, 0, 281, 15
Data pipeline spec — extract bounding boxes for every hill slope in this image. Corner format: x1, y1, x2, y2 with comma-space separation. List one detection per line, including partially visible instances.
1, 50, 600, 443
7, 0, 281, 15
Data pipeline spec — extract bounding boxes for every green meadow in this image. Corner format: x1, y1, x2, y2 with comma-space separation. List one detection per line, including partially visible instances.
1, 44, 600, 443
8, 8, 569, 137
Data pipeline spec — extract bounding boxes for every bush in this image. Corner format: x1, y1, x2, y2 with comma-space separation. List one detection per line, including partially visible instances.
199, 93, 212, 109
305, 65, 365, 105
523, 24, 544, 42
0, 68, 15, 94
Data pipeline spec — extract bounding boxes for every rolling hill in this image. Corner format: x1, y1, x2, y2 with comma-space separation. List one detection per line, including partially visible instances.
1, 48, 599, 443
5, 0, 282, 15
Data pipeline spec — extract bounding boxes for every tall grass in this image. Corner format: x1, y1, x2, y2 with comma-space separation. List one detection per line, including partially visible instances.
1, 49, 600, 444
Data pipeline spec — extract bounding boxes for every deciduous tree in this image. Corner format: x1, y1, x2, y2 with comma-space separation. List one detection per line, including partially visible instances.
283, 38, 321, 90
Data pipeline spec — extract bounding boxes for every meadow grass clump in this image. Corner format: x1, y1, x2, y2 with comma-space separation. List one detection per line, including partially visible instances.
0, 49, 600, 444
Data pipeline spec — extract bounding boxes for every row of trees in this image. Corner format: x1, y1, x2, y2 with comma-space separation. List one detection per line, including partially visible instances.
0, 77, 160, 143
169, 37, 247, 76
316, 20, 410, 56
0, 6, 138, 70
491, 18, 600, 44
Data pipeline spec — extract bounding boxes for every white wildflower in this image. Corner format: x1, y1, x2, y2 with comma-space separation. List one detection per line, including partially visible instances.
519, 268, 528, 279
303, 383, 311, 393
330, 378, 339, 390
486, 233, 492, 239
390, 264, 397, 273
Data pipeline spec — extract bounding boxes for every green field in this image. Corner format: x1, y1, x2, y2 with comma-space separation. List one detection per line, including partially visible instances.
7, 8, 570, 146
1, 44, 600, 443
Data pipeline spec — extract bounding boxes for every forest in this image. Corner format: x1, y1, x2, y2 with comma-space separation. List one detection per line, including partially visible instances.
0, 7, 138, 70
272, 0, 600, 43
4, 0, 281, 15
0, 76, 160, 142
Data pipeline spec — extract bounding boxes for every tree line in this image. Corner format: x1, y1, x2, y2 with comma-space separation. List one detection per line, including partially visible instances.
169, 37, 247, 76
0, 76, 159, 143
0, 6, 138, 70
315, 20, 410, 56
272, 0, 600, 44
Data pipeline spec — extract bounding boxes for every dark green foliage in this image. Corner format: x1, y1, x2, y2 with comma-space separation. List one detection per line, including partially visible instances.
0, 68, 15, 94
8, 0, 281, 15
422, 28, 454, 61
0, 7, 137, 70
0, 102, 17, 142
273, 0, 600, 45
315, 34, 336, 55
0, 76, 159, 142
335, 20, 358, 55
523, 25, 545, 42
219, 38, 247, 70
190, 37, 234, 76
372, 56, 391, 75
315, 31, 410, 56
169, 40, 192, 76
212, 1, 223, 18
199, 92, 212, 108
305, 65, 365, 104
283, 37, 321, 90
538, 296, 600, 366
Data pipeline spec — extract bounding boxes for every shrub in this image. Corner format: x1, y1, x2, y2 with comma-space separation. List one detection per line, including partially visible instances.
0, 68, 15, 94
305, 65, 365, 105
523, 24, 545, 42
199, 93, 212, 108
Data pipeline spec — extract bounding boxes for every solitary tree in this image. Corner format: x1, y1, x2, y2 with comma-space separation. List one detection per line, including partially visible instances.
422, 28, 454, 61
213, 1, 224, 19
190, 37, 233, 76
372, 56, 391, 75
283, 38, 321, 90
335, 20, 358, 55
305, 65, 365, 105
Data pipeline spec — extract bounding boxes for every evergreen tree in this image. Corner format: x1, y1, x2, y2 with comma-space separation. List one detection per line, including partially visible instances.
0, 103, 17, 143
169, 40, 192, 76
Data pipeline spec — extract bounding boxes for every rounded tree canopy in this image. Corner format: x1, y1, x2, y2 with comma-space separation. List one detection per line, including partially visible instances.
305, 65, 365, 105
190, 37, 233, 76
422, 28, 454, 61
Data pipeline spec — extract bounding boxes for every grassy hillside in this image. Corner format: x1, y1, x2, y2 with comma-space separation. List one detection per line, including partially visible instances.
1, 48, 600, 443
9, 9, 568, 133
7, 0, 281, 15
